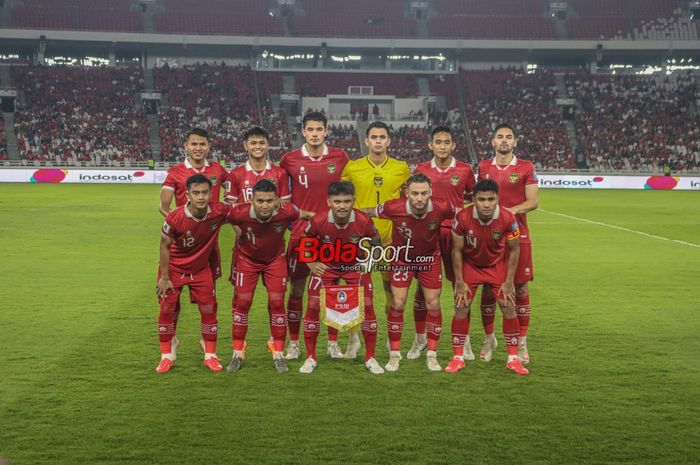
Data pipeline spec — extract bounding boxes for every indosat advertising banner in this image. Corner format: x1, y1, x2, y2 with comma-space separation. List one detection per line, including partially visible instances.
0, 169, 699, 190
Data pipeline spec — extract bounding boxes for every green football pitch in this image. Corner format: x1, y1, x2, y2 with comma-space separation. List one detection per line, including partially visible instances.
0, 185, 698, 465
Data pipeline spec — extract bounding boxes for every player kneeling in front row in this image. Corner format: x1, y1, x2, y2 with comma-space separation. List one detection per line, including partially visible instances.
447, 179, 528, 375
155, 174, 233, 373
298, 181, 384, 374
226, 180, 311, 374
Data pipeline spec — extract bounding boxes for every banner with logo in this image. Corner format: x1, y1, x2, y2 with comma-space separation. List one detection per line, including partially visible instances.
0, 169, 167, 184
536, 175, 700, 190
1, 169, 699, 190
320, 285, 365, 331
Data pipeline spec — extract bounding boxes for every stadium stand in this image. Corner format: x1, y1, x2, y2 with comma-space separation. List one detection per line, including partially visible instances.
327, 124, 361, 159
0, 114, 6, 161
11, 0, 142, 32
459, 68, 574, 170
155, 64, 259, 163
12, 65, 150, 164
566, 71, 700, 172
153, 0, 283, 35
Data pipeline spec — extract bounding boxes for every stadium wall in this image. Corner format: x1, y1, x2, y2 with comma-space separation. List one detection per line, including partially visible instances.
4, 169, 699, 190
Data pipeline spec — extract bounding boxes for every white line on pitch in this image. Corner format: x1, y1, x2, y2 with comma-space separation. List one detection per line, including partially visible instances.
538, 208, 700, 249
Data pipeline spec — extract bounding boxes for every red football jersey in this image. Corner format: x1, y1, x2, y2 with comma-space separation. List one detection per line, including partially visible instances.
376, 198, 455, 261
225, 160, 291, 204
280, 144, 349, 213
161, 159, 229, 207
228, 202, 300, 264
161, 203, 232, 274
451, 205, 520, 268
477, 156, 537, 243
304, 209, 378, 269
414, 157, 475, 227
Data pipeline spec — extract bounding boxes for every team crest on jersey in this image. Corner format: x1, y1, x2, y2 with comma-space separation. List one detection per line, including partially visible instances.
428, 220, 439, 230
210, 222, 218, 231
509, 173, 519, 183
450, 175, 460, 186
492, 230, 503, 240
273, 223, 284, 232
349, 233, 361, 244
210, 176, 218, 185
374, 176, 383, 187
327, 162, 336, 174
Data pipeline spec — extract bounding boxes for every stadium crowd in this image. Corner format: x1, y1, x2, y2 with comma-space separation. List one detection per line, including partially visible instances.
567, 71, 700, 171
12, 65, 150, 163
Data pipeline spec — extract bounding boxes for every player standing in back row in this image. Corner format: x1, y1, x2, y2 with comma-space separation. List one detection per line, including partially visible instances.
412, 126, 475, 361
280, 112, 350, 360
341, 122, 411, 357
477, 123, 539, 363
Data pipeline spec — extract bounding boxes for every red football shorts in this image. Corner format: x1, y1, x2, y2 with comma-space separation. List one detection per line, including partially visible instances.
307, 269, 373, 297
232, 253, 288, 294
439, 225, 455, 283
158, 267, 216, 306
390, 257, 442, 290
286, 219, 311, 281
514, 241, 534, 284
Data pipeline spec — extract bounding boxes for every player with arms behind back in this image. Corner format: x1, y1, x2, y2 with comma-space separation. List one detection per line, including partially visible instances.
280, 112, 349, 360
477, 123, 539, 363
412, 126, 475, 360
341, 121, 411, 357
447, 179, 528, 375
155, 174, 233, 373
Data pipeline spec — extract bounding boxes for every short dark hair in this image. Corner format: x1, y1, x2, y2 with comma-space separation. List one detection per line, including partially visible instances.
303, 111, 327, 128
186, 173, 212, 190
328, 181, 355, 197
405, 173, 432, 188
492, 123, 516, 138
472, 179, 499, 196
253, 179, 276, 194
430, 125, 453, 139
244, 126, 269, 141
366, 121, 390, 137
186, 128, 209, 141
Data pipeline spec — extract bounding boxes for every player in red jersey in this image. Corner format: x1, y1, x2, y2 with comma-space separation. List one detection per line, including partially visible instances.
225, 126, 291, 205
364, 174, 455, 372
159, 128, 229, 339
412, 126, 475, 361
225, 180, 310, 374
155, 174, 233, 373
279, 112, 350, 360
160, 128, 228, 214
477, 123, 539, 363
446, 179, 528, 375
297, 182, 384, 374
225, 126, 291, 354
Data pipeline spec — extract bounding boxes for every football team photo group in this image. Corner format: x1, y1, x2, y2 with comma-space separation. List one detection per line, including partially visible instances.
156, 113, 536, 377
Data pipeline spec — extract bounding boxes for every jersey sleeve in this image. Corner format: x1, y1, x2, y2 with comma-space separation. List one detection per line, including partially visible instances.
465, 165, 476, 195
524, 164, 539, 186
225, 170, 239, 202
340, 161, 353, 182
506, 218, 521, 240
278, 169, 292, 200
162, 215, 177, 239
374, 201, 388, 219
451, 213, 466, 237
400, 162, 411, 183
161, 168, 177, 191
304, 216, 320, 238
282, 203, 301, 222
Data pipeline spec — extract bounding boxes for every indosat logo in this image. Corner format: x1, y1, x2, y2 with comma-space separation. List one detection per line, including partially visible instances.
30, 169, 146, 183
644, 176, 679, 190
538, 176, 604, 187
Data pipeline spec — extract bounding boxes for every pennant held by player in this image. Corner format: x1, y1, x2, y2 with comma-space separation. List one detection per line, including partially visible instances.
320, 285, 365, 331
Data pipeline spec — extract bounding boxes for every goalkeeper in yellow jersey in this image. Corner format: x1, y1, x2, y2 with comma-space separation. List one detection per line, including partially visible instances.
341, 121, 411, 358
